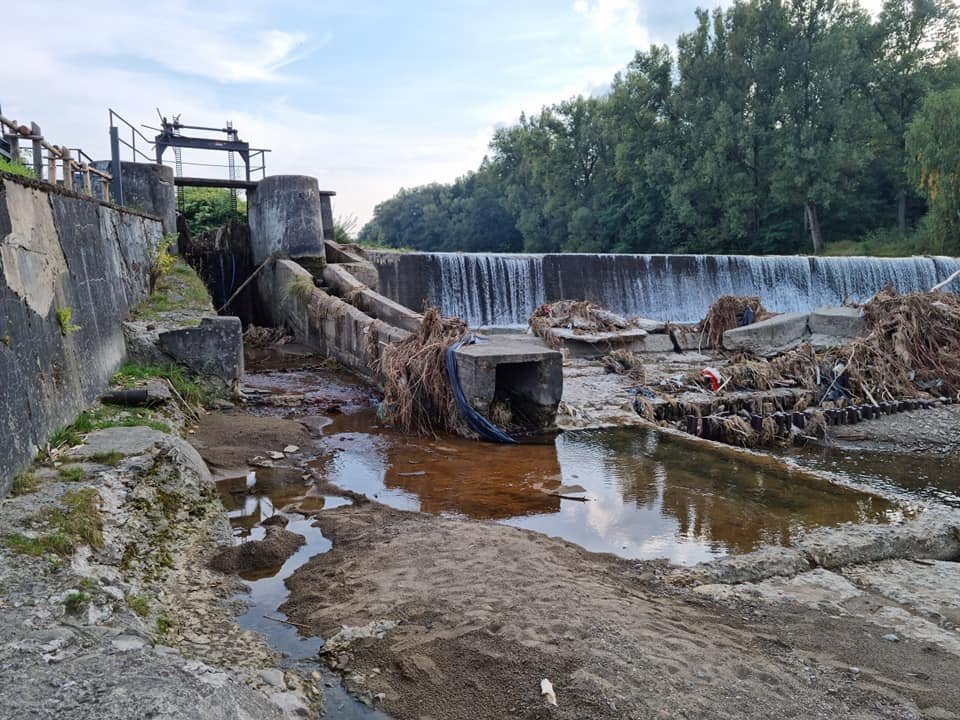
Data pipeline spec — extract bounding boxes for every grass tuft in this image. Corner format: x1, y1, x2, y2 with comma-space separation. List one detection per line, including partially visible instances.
4, 487, 103, 558
57, 466, 85, 482
90, 451, 124, 467
11, 470, 38, 496
112, 362, 209, 406
63, 591, 90, 615
125, 593, 150, 617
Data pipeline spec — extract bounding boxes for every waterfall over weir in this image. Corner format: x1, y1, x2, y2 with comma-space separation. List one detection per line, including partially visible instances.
370, 252, 960, 328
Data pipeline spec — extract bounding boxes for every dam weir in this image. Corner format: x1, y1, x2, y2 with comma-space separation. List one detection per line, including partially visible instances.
368, 252, 960, 327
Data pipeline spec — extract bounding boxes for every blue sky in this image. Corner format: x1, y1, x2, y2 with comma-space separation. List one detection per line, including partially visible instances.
3, 0, 880, 224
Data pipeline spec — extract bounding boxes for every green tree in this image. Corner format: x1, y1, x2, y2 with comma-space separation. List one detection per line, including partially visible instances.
866, 0, 960, 229
906, 88, 960, 252
180, 188, 245, 236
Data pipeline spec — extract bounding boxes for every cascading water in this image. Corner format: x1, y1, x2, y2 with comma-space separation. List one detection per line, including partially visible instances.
427, 253, 547, 327
415, 252, 960, 327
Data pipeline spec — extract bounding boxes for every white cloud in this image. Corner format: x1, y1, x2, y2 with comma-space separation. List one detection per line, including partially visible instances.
574, 0, 650, 49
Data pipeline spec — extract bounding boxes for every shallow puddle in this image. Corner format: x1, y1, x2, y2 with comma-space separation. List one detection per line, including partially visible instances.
309, 412, 898, 564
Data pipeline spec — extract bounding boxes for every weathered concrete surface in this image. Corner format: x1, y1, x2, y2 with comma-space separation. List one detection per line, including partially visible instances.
723, 312, 811, 355
95, 161, 177, 235
454, 335, 563, 428
323, 262, 422, 333
159, 317, 244, 388
843, 560, 960, 626
0, 175, 160, 493
256, 258, 408, 381
248, 175, 326, 264
809, 305, 865, 338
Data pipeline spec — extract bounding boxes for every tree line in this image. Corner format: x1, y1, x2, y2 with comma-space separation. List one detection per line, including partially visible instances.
359, 0, 960, 256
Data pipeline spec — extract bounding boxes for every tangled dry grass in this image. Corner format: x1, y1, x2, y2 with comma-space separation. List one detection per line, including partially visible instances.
529, 300, 632, 348
601, 349, 646, 383
369, 307, 469, 436
701, 295, 772, 350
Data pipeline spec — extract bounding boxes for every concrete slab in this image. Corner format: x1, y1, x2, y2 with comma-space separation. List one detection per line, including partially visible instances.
723, 312, 810, 356
809, 305, 865, 338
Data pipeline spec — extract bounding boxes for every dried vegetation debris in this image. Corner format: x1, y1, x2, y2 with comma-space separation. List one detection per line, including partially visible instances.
529, 300, 634, 347
369, 307, 469, 436
700, 295, 774, 350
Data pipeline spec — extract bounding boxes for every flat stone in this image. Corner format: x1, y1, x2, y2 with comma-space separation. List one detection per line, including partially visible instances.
111, 635, 147, 652
259, 669, 286, 688
798, 512, 960, 569
691, 546, 812, 585
842, 559, 960, 625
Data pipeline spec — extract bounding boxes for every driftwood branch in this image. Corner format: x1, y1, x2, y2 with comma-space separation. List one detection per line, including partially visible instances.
931, 270, 960, 293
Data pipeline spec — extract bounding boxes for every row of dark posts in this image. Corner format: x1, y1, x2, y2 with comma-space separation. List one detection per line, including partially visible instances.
688, 396, 952, 441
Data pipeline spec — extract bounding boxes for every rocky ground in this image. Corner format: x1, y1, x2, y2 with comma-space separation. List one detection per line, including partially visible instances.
280, 501, 960, 720
0, 409, 321, 719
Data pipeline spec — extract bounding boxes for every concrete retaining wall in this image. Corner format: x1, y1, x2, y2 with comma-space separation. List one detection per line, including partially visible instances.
256, 259, 408, 381
0, 173, 160, 492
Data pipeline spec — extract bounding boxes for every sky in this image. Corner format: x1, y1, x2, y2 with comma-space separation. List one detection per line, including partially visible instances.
2, 0, 883, 226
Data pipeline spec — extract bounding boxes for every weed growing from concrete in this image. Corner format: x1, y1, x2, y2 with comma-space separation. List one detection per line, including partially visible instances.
63, 591, 90, 615
4, 488, 103, 558
132, 256, 212, 320
283, 274, 316, 306
155, 614, 173, 636
125, 593, 150, 617
55, 307, 81, 335
57, 466, 85, 482
39, 405, 172, 461
0, 156, 35, 178
90, 451, 124, 467
11, 470, 38, 496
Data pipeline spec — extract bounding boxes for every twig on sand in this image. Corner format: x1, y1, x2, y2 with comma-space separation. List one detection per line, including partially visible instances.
264, 614, 312, 630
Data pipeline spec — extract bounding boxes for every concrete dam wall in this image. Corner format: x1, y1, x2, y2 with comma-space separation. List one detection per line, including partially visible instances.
367, 251, 960, 327
0, 173, 161, 491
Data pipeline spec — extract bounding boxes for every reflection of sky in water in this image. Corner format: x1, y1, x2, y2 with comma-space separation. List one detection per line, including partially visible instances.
314, 425, 894, 565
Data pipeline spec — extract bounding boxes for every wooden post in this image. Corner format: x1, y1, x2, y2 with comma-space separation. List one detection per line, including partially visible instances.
7, 129, 19, 160
82, 164, 92, 195
47, 150, 57, 186
30, 123, 42, 179
101, 177, 110, 201
61, 148, 73, 191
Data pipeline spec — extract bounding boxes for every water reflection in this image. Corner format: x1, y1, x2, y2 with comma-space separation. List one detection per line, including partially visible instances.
308, 414, 896, 564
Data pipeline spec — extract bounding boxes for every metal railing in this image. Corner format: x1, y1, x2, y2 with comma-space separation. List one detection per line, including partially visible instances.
0, 105, 112, 200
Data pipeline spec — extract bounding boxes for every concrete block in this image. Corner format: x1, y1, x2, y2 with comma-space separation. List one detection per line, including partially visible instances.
809, 306, 865, 338
723, 312, 810, 356
158, 316, 243, 387
454, 335, 563, 431
248, 175, 325, 264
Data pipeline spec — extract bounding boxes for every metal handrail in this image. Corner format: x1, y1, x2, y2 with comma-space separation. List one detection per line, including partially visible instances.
109, 108, 154, 163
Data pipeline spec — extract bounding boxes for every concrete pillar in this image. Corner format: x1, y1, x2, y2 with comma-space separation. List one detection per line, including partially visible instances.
319, 191, 336, 241
94, 160, 177, 235
247, 175, 325, 264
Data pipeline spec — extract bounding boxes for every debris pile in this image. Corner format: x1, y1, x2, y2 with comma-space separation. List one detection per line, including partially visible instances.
369, 307, 469, 436
715, 290, 960, 403
529, 300, 633, 348
700, 295, 773, 350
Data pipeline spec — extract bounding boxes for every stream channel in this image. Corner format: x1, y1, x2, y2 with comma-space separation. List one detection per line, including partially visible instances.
207, 348, 944, 717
